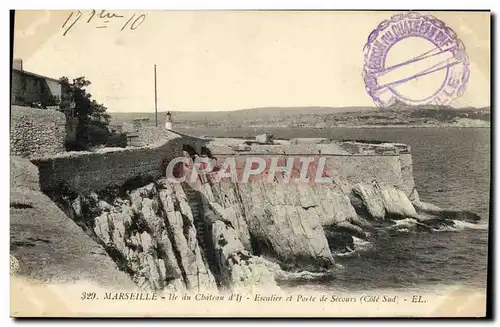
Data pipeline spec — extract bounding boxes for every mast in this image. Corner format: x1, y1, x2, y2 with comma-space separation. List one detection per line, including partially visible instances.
154, 64, 158, 127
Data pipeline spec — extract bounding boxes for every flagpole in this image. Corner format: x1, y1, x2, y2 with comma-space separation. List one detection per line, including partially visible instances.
154, 64, 158, 127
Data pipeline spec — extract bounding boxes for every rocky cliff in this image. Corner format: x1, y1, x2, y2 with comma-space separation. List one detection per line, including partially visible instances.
49, 178, 284, 294
10, 157, 136, 288
44, 174, 479, 295
11, 140, 482, 295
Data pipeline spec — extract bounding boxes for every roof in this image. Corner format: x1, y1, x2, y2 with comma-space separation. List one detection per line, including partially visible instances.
12, 68, 61, 83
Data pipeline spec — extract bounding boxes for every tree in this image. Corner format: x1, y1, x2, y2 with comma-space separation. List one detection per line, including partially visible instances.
59, 76, 112, 150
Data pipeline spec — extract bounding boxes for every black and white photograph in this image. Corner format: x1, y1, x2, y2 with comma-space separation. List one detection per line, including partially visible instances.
9, 9, 491, 317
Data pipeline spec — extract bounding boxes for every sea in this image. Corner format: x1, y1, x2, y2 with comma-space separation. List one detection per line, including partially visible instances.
179, 127, 491, 294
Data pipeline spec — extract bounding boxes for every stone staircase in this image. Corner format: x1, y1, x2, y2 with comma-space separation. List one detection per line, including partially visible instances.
182, 185, 218, 276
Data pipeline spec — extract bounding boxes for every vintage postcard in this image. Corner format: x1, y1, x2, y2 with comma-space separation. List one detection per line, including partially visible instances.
10, 10, 490, 317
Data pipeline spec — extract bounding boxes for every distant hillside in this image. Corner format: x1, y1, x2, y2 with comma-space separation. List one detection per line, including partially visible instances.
110, 106, 373, 124
109, 105, 490, 128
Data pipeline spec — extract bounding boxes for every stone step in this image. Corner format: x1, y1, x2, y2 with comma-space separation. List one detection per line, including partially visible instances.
181, 184, 215, 270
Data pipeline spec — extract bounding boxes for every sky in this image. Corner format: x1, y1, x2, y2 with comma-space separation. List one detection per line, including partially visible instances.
13, 10, 490, 112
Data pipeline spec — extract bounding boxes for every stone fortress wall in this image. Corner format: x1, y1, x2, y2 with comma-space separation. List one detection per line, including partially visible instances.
33, 140, 414, 197
10, 106, 67, 159
33, 138, 184, 193
32, 130, 208, 193
207, 138, 416, 198
34, 146, 413, 197
11, 113, 425, 293
10, 106, 417, 198
10, 106, 204, 193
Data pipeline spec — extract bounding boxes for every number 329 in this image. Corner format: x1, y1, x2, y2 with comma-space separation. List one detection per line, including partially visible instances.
81, 292, 97, 300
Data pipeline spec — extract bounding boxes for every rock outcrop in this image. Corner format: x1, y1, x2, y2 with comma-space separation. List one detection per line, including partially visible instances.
10, 158, 136, 288
202, 179, 336, 271
412, 200, 482, 229
11, 138, 485, 295
211, 220, 280, 292
351, 182, 418, 220
56, 178, 283, 294
69, 182, 218, 293
199, 182, 252, 252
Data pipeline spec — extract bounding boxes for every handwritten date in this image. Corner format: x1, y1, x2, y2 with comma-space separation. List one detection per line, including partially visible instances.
62, 10, 146, 36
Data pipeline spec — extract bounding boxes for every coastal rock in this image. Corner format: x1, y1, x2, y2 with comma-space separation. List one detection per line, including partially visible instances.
378, 184, 418, 219
201, 175, 368, 270
334, 221, 368, 239
351, 182, 417, 220
414, 217, 454, 230
351, 183, 386, 219
437, 210, 482, 223
13, 130, 484, 298
413, 200, 443, 213
70, 181, 218, 293
323, 227, 354, 252
314, 190, 360, 225
414, 200, 482, 224
156, 183, 218, 292
199, 181, 252, 251
236, 180, 335, 270
211, 220, 280, 292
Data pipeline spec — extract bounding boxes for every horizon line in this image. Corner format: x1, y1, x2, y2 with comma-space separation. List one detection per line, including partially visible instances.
105, 104, 491, 114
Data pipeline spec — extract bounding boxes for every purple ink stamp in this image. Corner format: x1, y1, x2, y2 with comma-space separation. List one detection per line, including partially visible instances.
363, 12, 470, 107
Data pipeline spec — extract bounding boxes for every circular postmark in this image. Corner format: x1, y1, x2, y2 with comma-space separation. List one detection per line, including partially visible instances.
10, 254, 19, 276
363, 12, 469, 107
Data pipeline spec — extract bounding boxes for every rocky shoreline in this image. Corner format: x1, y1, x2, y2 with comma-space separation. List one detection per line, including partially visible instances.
10, 138, 482, 295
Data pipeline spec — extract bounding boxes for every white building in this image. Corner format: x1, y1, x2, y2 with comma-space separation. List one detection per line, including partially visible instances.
165, 111, 172, 130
